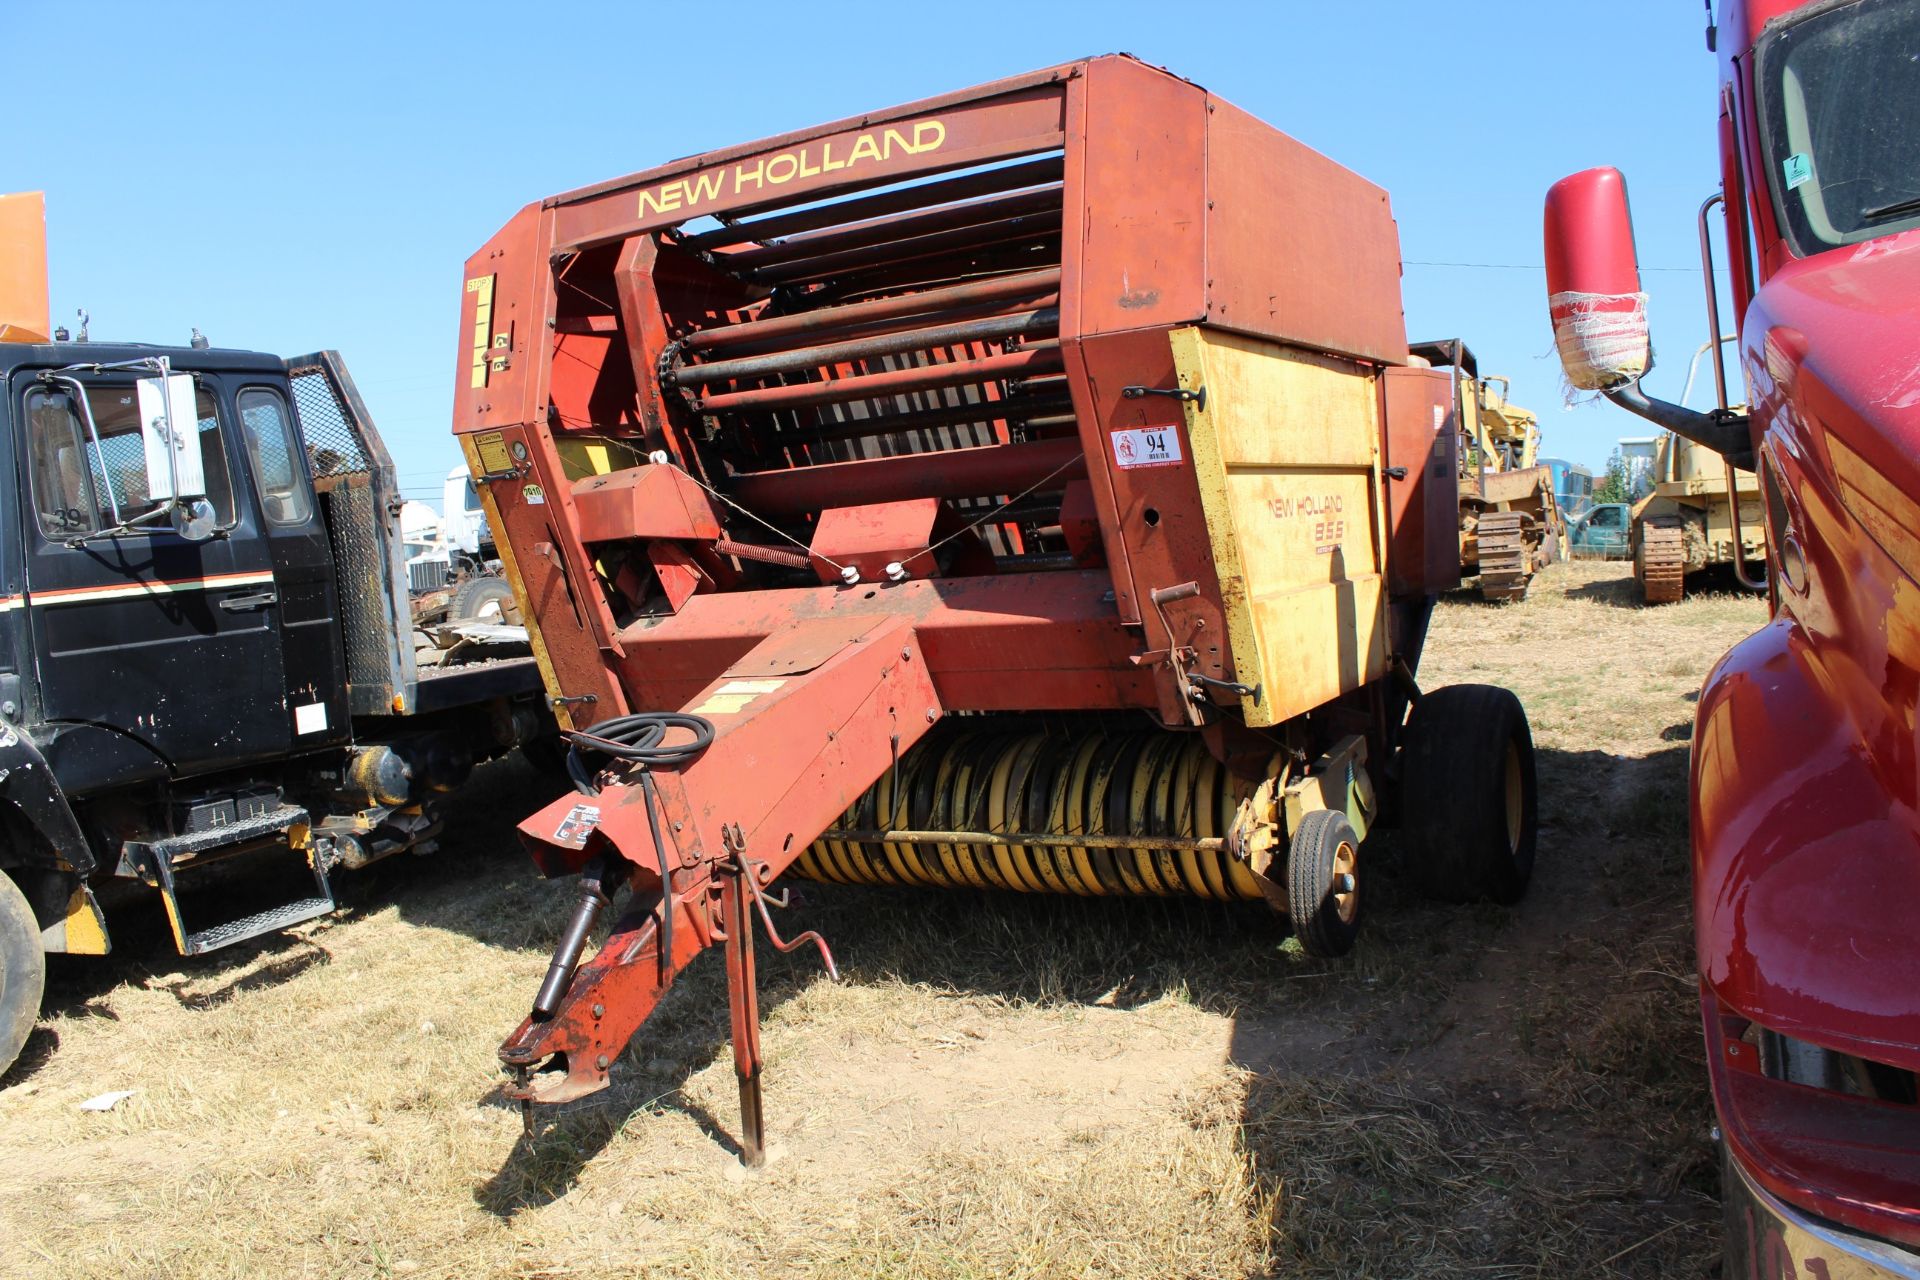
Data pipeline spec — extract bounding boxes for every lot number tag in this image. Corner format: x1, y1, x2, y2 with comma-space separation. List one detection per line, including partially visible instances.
1110, 427, 1183, 470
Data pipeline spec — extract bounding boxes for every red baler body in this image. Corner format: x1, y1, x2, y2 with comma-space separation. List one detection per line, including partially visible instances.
453, 56, 1462, 1133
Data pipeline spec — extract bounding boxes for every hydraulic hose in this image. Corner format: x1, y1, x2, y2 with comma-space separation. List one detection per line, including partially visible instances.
564, 713, 715, 984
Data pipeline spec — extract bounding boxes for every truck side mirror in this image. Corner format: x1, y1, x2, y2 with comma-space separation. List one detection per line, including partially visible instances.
1542, 169, 1756, 471
135, 373, 208, 503
1543, 168, 1650, 391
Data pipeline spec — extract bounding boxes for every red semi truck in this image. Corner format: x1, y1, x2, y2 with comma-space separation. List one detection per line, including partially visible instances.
1543, 2, 1920, 1275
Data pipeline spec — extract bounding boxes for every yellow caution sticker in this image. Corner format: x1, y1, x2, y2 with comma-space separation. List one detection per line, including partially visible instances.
474, 431, 512, 475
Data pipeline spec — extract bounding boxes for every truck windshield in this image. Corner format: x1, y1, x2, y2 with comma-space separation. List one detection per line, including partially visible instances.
1757, 0, 1920, 254
24, 382, 235, 538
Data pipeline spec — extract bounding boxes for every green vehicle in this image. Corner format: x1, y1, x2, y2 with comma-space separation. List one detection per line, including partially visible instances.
1567, 502, 1632, 559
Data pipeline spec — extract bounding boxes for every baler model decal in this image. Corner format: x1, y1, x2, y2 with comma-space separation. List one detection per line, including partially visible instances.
23, 570, 275, 608
635, 119, 948, 218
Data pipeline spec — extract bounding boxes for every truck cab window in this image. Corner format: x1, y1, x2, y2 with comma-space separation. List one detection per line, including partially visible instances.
1758, 0, 1920, 253
237, 387, 312, 525
23, 383, 234, 538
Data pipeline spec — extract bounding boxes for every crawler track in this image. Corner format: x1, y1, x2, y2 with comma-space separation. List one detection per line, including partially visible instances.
1637, 516, 1687, 604
1477, 510, 1532, 602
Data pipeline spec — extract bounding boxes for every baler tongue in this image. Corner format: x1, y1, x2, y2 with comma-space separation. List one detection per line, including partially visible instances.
499, 616, 941, 1156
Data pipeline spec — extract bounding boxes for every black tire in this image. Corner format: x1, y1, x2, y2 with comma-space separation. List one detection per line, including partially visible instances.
0, 872, 45, 1076
518, 733, 571, 779
1401, 684, 1538, 904
1287, 808, 1363, 958
450, 576, 517, 625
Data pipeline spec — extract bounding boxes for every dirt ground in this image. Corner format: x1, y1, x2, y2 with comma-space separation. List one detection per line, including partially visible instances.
0, 562, 1766, 1279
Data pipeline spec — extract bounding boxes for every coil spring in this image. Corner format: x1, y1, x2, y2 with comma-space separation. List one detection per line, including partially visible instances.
797, 728, 1265, 901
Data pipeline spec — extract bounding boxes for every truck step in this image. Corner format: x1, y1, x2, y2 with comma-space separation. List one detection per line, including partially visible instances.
178, 895, 337, 955
120, 803, 312, 871
122, 807, 337, 957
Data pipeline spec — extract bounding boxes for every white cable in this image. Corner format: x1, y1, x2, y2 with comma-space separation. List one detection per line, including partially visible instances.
895, 456, 1081, 572
656, 455, 854, 577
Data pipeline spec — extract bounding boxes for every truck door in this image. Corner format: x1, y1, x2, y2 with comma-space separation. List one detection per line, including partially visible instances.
1585, 504, 1629, 555
17, 371, 292, 774
230, 379, 351, 749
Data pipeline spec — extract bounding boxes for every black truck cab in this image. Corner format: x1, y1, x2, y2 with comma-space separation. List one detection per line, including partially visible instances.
0, 342, 550, 1071
8, 345, 351, 790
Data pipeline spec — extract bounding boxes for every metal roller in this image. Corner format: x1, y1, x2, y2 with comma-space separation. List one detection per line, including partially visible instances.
796, 727, 1267, 902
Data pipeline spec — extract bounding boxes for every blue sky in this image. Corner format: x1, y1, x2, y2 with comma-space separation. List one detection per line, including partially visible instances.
14, 1, 1728, 511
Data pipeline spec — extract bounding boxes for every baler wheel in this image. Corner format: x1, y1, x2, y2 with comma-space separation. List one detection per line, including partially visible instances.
1475, 510, 1531, 602
1401, 684, 1537, 905
0, 872, 45, 1075
1286, 808, 1363, 958
1636, 517, 1687, 605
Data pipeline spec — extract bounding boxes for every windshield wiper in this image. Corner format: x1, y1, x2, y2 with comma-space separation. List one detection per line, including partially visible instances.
1861, 195, 1920, 221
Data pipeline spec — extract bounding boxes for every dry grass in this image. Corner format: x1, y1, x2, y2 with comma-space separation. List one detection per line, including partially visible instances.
0, 562, 1765, 1278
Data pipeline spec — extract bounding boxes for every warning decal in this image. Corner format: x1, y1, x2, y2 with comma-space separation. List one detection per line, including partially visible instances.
553, 803, 602, 846
474, 431, 513, 474
1110, 427, 1183, 470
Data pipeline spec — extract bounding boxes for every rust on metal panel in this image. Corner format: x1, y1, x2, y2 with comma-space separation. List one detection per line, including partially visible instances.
570, 465, 724, 545
1170, 327, 1389, 726
1202, 98, 1409, 365
1075, 57, 1209, 337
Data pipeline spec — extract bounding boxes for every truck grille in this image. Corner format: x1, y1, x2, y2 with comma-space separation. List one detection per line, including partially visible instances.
409, 559, 450, 592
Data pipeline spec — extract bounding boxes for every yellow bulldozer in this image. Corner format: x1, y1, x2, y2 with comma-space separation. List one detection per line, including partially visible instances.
1412, 341, 1562, 602
1567, 339, 1767, 604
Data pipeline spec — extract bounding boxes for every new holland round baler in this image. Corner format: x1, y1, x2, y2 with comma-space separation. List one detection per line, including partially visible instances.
452, 55, 1538, 1161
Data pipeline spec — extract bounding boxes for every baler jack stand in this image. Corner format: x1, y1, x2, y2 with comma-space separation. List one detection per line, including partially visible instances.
719, 824, 842, 1167
719, 828, 765, 1167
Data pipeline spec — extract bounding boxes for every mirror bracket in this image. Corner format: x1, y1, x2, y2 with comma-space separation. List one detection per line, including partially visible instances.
1601, 381, 1755, 472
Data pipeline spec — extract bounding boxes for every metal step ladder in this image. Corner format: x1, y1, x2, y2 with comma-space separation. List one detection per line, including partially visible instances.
121, 806, 336, 956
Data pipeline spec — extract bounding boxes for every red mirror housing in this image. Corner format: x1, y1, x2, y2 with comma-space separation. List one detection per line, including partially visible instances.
1543, 167, 1650, 390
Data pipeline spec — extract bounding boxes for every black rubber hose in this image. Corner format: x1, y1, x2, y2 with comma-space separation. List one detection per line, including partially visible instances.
564, 713, 715, 982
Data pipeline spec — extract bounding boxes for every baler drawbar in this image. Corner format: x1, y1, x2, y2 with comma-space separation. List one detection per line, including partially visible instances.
453, 55, 1538, 1162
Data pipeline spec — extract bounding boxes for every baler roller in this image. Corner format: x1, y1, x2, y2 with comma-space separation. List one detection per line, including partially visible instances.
721, 185, 1063, 276
741, 208, 1062, 286
667, 306, 1059, 388
777, 391, 1073, 448
682, 155, 1065, 253
797, 728, 1266, 902
691, 344, 1063, 415
677, 274, 1060, 358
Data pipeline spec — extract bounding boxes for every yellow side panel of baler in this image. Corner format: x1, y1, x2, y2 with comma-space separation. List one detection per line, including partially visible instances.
1170, 327, 1387, 727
